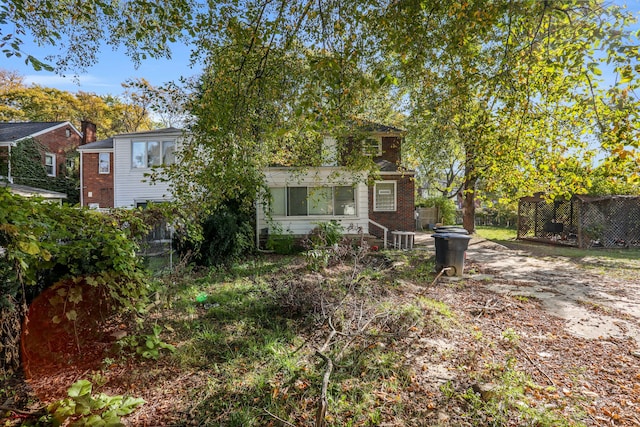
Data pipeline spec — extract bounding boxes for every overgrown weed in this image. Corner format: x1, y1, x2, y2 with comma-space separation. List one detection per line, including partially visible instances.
119, 246, 590, 426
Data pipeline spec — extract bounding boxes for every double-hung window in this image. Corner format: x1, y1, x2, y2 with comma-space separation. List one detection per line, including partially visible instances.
362, 137, 382, 157
270, 186, 356, 217
374, 181, 396, 212
98, 153, 110, 174
45, 153, 56, 177
132, 140, 176, 168
162, 141, 175, 165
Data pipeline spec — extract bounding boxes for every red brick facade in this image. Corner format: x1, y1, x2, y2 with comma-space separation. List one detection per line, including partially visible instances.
81, 152, 114, 208
81, 121, 97, 146
368, 174, 416, 237
35, 125, 82, 177
376, 136, 402, 165
367, 134, 416, 236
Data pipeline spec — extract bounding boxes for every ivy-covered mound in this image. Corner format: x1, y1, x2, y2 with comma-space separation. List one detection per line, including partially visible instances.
0, 188, 151, 378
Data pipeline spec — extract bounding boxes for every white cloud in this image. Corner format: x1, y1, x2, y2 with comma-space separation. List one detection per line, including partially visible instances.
22, 74, 120, 94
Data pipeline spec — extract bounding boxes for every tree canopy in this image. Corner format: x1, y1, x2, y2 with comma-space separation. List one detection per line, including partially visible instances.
4, 0, 640, 230
0, 69, 161, 137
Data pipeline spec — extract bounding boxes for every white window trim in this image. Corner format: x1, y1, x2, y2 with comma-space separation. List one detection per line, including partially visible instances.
132, 139, 176, 169
45, 153, 56, 177
98, 152, 110, 174
363, 136, 383, 157
373, 180, 397, 212
270, 185, 357, 217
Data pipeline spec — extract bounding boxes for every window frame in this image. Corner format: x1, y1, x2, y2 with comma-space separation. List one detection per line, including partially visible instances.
270, 185, 357, 217
98, 152, 110, 174
362, 136, 382, 157
44, 153, 56, 177
373, 180, 397, 212
131, 139, 176, 169
162, 140, 176, 165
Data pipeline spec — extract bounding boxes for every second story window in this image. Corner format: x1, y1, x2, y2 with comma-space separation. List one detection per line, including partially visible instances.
132, 140, 175, 168
362, 137, 382, 157
162, 141, 175, 165
45, 153, 56, 177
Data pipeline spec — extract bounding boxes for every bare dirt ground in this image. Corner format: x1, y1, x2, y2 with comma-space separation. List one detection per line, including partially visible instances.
407, 234, 640, 425
466, 239, 640, 344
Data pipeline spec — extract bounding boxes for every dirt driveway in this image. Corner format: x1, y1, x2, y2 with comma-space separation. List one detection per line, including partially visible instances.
410, 233, 640, 425
464, 239, 640, 346
415, 233, 640, 346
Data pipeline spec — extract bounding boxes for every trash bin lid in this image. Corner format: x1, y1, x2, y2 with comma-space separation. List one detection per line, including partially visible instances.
433, 226, 469, 234
431, 233, 472, 239
434, 227, 469, 234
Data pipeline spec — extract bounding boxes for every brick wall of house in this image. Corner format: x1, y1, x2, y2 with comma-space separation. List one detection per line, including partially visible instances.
368, 174, 416, 238
339, 135, 403, 166
35, 125, 82, 176
82, 152, 114, 208
374, 136, 402, 165
81, 121, 97, 146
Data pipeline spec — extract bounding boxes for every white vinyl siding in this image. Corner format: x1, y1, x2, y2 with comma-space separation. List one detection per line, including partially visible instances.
113, 131, 181, 208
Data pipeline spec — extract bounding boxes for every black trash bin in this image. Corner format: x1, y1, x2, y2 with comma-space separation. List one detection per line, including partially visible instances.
432, 232, 472, 277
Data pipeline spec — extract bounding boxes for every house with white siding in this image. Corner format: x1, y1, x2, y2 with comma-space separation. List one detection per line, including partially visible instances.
78, 128, 181, 208
257, 123, 415, 247
259, 165, 371, 237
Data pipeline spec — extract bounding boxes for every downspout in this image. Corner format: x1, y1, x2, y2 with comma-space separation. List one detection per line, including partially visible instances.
7, 145, 12, 183
79, 151, 84, 206
255, 194, 260, 249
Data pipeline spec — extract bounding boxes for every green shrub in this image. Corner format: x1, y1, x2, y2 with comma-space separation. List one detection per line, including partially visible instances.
176, 203, 254, 266
267, 233, 296, 254
9, 138, 80, 204
418, 196, 457, 225
44, 379, 145, 426
0, 188, 151, 374
307, 221, 344, 247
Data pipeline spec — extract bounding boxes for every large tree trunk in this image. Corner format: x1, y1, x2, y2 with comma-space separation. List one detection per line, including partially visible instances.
462, 147, 477, 234
462, 177, 476, 234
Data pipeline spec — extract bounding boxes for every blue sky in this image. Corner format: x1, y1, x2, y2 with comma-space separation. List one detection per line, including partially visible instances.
4, 38, 200, 96
2, 1, 639, 97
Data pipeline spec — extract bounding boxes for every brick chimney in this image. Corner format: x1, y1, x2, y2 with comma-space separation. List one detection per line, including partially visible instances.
81, 121, 97, 145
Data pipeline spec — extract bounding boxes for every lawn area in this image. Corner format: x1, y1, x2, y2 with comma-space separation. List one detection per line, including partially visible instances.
475, 225, 640, 266
9, 241, 635, 426
475, 225, 517, 241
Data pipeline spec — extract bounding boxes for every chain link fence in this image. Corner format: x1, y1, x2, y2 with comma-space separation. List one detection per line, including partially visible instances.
518, 194, 640, 248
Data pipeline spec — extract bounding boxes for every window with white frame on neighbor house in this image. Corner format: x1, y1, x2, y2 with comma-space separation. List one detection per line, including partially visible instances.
374, 181, 396, 212
269, 186, 356, 217
98, 152, 110, 174
131, 140, 176, 168
44, 153, 56, 176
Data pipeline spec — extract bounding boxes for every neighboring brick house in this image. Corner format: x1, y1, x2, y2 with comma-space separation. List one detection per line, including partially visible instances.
0, 121, 87, 183
257, 122, 415, 246
77, 137, 115, 208
78, 128, 181, 208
